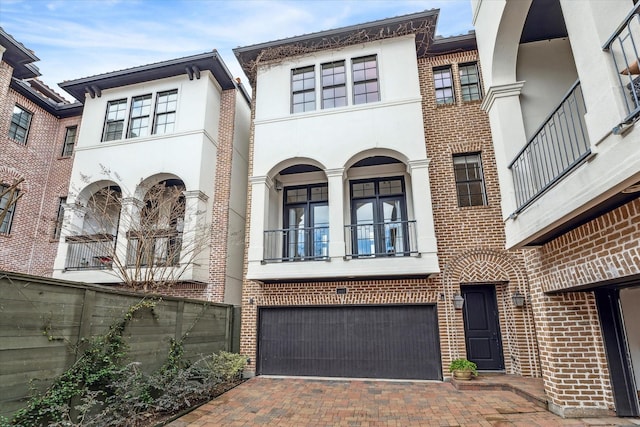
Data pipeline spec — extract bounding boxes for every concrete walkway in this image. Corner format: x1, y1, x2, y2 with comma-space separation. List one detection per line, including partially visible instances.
168, 377, 640, 427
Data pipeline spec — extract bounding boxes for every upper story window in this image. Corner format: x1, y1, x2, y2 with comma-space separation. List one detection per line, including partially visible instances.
453, 153, 487, 207
459, 63, 482, 101
322, 61, 346, 109
53, 197, 66, 240
61, 126, 77, 157
0, 183, 19, 234
8, 105, 33, 145
282, 184, 329, 260
434, 66, 454, 105
128, 94, 152, 138
292, 66, 316, 113
352, 55, 379, 105
154, 90, 178, 135
103, 99, 127, 141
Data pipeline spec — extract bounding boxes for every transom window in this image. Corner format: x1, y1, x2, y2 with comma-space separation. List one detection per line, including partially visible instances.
154, 90, 178, 135
453, 153, 487, 207
61, 126, 77, 157
128, 94, 152, 138
352, 55, 379, 105
103, 99, 127, 141
1, 183, 19, 234
459, 63, 482, 101
434, 66, 454, 105
322, 61, 346, 109
283, 184, 329, 260
8, 105, 33, 145
292, 66, 316, 113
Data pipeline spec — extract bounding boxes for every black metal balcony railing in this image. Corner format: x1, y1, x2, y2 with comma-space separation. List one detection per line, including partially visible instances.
65, 234, 116, 270
263, 226, 329, 262
509, 80, 591, 213
603, 3, 640, 124
345, 220, 418, 258
126, 230, 182, 267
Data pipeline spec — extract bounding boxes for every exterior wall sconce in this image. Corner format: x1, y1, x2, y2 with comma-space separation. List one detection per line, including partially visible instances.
453, 294, 465, 310
512, 291, 525, 308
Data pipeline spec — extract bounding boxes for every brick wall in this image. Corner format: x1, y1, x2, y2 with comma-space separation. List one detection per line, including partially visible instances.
0, 61, 81, 276
524, 197, 640, 416
239, 49, 540, 379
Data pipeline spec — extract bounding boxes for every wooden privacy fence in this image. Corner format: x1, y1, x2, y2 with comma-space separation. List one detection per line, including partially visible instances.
0, 271, 239, 420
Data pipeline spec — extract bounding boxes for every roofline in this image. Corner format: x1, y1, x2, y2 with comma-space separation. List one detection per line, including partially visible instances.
0, 27, 39, 62
10, 78, 83, 118
428, 31, 477, 55
0, 27, 41, 80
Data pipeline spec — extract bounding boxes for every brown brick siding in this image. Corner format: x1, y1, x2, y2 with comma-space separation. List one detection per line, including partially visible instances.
0, 61, 80, 276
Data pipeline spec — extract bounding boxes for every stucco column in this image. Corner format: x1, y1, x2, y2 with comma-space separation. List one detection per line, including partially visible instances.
52, 202, 87, 275
407, 159, 437, 255
182, 190, 209, 282
247, 175, 273, 263
481, 82, 527, 219
114, 197, 144, 265
325, 168, 346, 259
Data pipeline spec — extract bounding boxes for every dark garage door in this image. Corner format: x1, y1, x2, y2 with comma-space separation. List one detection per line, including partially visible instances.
257, 305, 441, 380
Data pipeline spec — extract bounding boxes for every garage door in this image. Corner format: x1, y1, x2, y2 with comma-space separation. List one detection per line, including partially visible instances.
257, 305, 441, 380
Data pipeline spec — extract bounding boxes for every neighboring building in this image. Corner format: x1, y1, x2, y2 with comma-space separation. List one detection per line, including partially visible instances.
473, 0, 639, 418
233, 10, 539, 382
50, 52, 251, 304
0, 28, 82, 276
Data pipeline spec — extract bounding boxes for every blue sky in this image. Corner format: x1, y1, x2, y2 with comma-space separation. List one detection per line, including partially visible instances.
0, 0, 473, 100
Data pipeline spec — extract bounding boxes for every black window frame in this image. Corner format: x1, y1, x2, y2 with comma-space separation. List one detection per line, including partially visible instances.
291, 66, 316, 113
434, 66, 455, 105
153, 90, 178, 135
453, 153, 488, 207
459, 62, 482, 102
282, 183, 329, 260
102, 98, 127, 142
61, 126, 77, 157
352, 55, 380, 105
321, 60, 347, 109
0, 183, 19, 234
53, 197, 66, 240
128, 93, 152, 138
8, 104, 33, 145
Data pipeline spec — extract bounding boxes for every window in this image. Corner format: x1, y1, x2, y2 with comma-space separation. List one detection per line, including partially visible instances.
153, 90, 177, 135
102, 99, 127, 141
61, 126, 77, 157
128, 94, 152, 138
352, 55, 379, 105
434, 66, 454, 105
8, 105, 33, 144
350, 177, 408, 256
292, 66, 316, 113
459, 63, 482, 101
0, 183, 19, 234
53, 197, 66, 239
322, 61, 346, 109
453, 153, 487, 207
283, 184, 328, 260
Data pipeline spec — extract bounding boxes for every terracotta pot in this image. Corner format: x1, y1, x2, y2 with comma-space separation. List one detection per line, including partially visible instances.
453, 370, 473, 381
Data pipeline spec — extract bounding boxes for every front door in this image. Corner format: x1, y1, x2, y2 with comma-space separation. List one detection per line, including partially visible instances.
461, 285, 504, 370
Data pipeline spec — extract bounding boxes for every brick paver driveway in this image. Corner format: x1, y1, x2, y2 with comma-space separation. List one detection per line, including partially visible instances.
168, 377, 640, 427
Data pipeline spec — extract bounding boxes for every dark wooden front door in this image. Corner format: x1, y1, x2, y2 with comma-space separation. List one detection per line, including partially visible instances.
461, 285, 504, 370
257, 305, 442, 380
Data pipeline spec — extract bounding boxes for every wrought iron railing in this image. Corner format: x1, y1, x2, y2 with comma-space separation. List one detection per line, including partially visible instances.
603, 3, 640, 124
509, 80, 591, 212
263, 226, 329, 262
65, 234, 116, 270
126, 230, 182, 267
344, 220, 417, 258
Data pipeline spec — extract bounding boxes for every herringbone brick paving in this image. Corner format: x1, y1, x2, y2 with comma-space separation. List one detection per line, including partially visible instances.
167, 377, 640, 426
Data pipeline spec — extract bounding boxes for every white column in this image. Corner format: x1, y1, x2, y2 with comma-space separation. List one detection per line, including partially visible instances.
481, 82, 527, 219
247, 175, 273, 263
114, 197, 144, 266
182, 190, 209, 281
325, 168, 345, 259
52, 202, 86, 276
407, 159, 437, 255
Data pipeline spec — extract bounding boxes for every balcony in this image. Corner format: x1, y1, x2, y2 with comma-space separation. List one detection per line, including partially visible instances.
263, 226, 329, 263
126, 230, 182, 267
509, 80, 591, 213
345, 220, 418, 259
64, 234, 116, 270
603, 3, 640, 125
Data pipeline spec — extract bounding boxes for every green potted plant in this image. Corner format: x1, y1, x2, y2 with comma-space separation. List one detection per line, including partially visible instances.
449, 358, 478, 381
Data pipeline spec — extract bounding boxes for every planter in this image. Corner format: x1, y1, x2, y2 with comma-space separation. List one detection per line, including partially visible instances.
453, 369, 474, 381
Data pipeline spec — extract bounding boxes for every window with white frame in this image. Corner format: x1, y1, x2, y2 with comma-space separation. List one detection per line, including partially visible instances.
453, 153, 487, 207
459, 62, 482, 101
8, 105, 33, 145
292, 66, 316, 113
0, 183, 19, 234
322, 61, 346, 109
434, 66, 454, 105
352, 55, 379, 105
128, 94, 152, 138
61, 126, 77, 157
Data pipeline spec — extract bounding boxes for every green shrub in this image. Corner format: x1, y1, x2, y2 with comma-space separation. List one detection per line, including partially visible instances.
448, 358, 478, 375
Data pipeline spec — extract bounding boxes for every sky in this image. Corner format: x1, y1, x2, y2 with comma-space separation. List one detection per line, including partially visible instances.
0, 0, 473, 101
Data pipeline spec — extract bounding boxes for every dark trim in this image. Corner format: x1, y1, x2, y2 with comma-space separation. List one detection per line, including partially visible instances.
0, 27, 40, 79
428, 32, 477, 56
59, 51, 237, 102
10, 78, 83, 118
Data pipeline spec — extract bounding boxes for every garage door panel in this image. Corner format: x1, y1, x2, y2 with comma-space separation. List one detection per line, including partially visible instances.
258, 305, 441, 380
